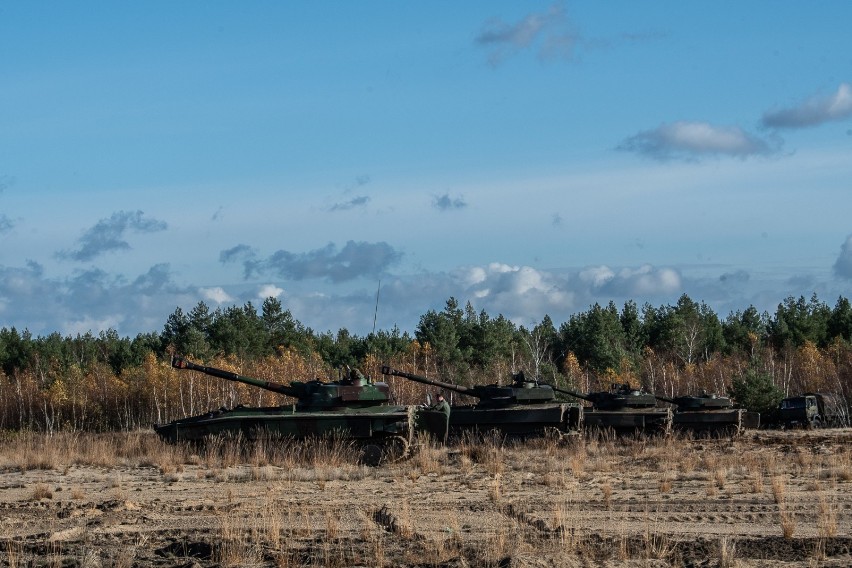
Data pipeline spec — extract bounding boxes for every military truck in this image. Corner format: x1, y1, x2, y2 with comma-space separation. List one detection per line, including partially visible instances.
778, 392, 849, 429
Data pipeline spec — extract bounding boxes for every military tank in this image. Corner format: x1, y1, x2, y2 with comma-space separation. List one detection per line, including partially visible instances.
654, 392, 760, 436
154, 357, 432, 464
380, 367, 582, 439
552, 383, 672, 434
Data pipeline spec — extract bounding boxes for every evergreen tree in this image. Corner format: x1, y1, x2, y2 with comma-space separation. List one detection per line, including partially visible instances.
768, 294, 831, 349
728, 362, 783, 419
828, 296, 852, 343
723, 306, 767, 356
0, 327, 33, 376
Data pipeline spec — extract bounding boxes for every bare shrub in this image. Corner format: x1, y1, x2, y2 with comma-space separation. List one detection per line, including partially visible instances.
410, 433, 444, 476
600, 481, 613, 509
779, 505, 796, 539
216, 508, 262, 567
818, 495, 838, 538
771, 476, 786, 504
718, 537, 736, 568
714, 467, 728, 489
489, 473, 502, 503
459, 430, 505, 476
30, 483, 52, 501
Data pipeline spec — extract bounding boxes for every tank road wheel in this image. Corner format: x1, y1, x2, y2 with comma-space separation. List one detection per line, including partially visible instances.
359, 444, 383, 467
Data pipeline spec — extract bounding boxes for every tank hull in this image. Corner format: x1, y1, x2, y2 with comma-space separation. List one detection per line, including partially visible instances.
154, 405, 418, 444
582, 408, 672, 433
426, 403, 582, 439
671, 408, 760, 436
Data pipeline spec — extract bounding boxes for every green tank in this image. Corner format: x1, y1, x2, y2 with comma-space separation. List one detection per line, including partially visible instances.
380, 366, 582, 439
154, 357, 432, 464
552, 383, 672, 434
655, 392, 760, 436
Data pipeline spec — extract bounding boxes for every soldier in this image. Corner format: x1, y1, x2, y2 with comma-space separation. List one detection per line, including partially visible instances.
432, 393, 451, 444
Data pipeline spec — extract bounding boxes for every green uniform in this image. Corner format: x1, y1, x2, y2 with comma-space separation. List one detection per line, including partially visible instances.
432, 398, 451, 443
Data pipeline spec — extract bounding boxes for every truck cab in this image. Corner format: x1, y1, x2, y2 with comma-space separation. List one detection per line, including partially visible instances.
779, 393, 844, 428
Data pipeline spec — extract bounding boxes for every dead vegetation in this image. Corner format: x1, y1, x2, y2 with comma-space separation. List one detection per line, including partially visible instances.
0, 428, 850, 567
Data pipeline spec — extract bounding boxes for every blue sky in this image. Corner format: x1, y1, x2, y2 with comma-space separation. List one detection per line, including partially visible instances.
1, 2, 851, 337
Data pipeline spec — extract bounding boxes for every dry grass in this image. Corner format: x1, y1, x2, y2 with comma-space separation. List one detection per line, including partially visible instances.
600, 481, 613, 509
779, 505, 796, 539
29, 483, 52, 501
718, 536, 736, 568
818, 494, 839, 538
0, 429, 850, 567
771, 475, 787, 504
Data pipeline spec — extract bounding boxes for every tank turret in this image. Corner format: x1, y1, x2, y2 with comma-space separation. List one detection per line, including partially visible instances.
553, 383, 658, 410
380, 366, 582, 438
381, 366, 556, 406
172, 356, 390, 410
549, 383, 670, 433
652, 391, 757, 435
655, 392, 733, 412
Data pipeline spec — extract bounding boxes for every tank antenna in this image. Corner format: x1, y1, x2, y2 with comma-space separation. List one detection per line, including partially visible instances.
372, 280, 381, 335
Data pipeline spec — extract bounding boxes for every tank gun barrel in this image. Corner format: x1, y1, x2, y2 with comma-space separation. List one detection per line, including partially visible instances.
549, 385, 593, 403
381, 366, 474, 396
172, 356, 299, 397
654, 394, 677, 405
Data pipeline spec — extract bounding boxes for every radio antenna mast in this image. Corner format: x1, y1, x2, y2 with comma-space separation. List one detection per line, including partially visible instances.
372, 280, 381, 335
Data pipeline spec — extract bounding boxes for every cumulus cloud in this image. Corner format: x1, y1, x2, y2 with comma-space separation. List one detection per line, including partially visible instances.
3, 254, 838, 339
57, 210, 167, 262
475, 4, 577, 65
762, 83, 852, 129
228, 241, 402, 283
200, 286, 234, 304
432, 193, 468, 211
257, 284, 284, 300
0, 261, 197, 336
617, 121, 775, 161
833, 235, 852, 280
375, 262, 682, 330
581, 264, 682, 296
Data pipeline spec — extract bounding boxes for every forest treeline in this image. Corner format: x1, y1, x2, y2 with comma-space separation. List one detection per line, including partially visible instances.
1, 293, 851, 432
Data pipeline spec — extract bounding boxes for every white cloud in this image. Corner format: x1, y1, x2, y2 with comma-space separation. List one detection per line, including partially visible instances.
618, 265, 681, 296
762, 83, 852, 129
257, 284, 284, 300
618, 121, 774, 161
200, 286, 234, 304
580, 266, 615, 287
580, 264, 681, 297
63, 315, 123, 336
459, 266, 488, 286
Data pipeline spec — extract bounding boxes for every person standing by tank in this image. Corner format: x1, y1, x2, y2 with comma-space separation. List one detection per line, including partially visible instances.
432, 393, 451, 444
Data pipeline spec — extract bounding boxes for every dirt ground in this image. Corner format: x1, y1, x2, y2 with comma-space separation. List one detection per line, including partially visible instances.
0, 429, 851, 567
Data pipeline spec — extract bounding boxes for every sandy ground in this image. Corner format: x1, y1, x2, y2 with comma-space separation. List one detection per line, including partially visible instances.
0, 429, 851, 567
